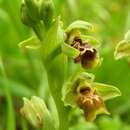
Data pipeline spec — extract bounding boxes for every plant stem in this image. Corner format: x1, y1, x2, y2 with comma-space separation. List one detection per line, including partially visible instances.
47, 75, 69, 130
21, 119, 28, 130
0, 56, 16, 130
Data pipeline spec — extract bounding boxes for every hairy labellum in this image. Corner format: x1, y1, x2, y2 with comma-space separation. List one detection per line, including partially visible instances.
71, 36, 98, 69
76, 86, 109, 121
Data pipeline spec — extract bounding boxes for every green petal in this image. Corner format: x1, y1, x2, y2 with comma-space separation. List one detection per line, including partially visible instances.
92, 82, 121, 101
65, 20, 93, 33
81, 35, 101, 48
77, 72, 95, 83
114, 40, 130, 60
61, 42, 80, 58
18, 36, 41, 49
62, 82, 78, 106
124, 30, 130, 41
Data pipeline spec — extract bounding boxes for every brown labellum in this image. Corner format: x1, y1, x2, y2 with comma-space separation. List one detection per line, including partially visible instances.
76, 86, 108, 121
71, 36, 98, 69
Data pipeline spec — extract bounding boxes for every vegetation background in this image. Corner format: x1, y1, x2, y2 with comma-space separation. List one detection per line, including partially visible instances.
0, 0, 130, 130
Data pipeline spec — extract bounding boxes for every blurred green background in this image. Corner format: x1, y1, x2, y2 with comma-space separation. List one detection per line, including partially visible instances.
0, 0, 130, 130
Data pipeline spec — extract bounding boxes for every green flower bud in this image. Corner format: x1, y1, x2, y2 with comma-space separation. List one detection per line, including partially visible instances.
62, 72, 121, 121
20, 96, 54, 129
21, 3, 34, 26
39, 0, 55, 27
21, 0, 40, 26
24, 0, 40, 22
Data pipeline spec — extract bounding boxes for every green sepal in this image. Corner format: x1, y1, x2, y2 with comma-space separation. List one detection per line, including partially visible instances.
65, 20, 93, 33
92, 82, 121, 101
114, 40, 130, 60
61, 42, 80, 58
18, 36, 41, 49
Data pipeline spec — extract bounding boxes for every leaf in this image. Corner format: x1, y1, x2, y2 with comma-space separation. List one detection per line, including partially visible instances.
114, 40, 130, 60
61, 42, 80, 58
98, 116, 122, 130
42, 17, 62, 60
0, 77, 34, 97
65, 20, 93, 33
18, 36, 41, 49
92, 82, 121, 101
44, 17, 67, 91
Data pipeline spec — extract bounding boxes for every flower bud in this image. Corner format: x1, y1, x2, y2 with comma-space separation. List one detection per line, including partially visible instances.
21, 0, 40, 26
39, 0, 55, 27
21, 3, 34, 26
20, 96, 52, 128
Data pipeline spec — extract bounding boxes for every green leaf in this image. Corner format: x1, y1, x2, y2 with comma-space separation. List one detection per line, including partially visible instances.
61, 42, 80, 58
42, 17, 62, 60
92, 82, 121, 101
114, 40, 130, 60
18, 36, 41, 49
98, 116, 122, 130
0, 77, 34, 97
65, 20, 93, 33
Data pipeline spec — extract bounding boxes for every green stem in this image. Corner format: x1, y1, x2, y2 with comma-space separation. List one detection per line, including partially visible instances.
47, 75, 69, 130
21, 119, 28, 130
0, 57, 16, 130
